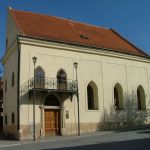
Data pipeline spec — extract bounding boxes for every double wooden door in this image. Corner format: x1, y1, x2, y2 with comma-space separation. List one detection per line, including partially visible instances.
44, 109, 60, 136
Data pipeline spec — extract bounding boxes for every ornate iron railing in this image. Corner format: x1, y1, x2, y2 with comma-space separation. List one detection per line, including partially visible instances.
20, 77, 77, 94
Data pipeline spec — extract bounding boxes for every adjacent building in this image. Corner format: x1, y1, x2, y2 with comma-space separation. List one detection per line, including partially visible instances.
0, 77, 3, 132
1, 8, 150, 140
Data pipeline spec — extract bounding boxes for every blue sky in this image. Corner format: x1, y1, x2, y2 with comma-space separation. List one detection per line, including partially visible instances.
0, 0, 150, 73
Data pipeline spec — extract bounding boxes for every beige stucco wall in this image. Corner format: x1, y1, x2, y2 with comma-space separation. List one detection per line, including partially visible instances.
3, 47, 18, 128
2, 8, 150, 140
2, 9, 20, 137
17, 38, 150, 139
2, 36, 150, 139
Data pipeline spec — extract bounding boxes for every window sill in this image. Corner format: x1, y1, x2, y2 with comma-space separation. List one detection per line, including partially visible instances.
115, 109, 124, 111
137, 109, 147, 111
86, 109, 101, 112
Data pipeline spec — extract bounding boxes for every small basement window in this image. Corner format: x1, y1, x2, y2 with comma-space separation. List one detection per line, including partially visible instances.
80, 34, 88, 39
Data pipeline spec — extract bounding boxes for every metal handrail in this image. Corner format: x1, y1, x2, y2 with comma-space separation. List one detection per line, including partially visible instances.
20, 77, 77, 94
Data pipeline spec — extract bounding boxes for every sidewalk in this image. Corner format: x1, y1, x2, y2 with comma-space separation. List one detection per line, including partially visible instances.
0, 131, 114, 147
0, 133, 21, 147
1, 128, 150, 148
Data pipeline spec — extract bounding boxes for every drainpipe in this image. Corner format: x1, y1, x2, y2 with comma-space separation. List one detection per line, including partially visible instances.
17, 35, 21, 140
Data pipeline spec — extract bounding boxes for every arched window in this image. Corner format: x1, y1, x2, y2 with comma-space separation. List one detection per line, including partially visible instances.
35, 66, 45, 88
114, 83, 124, 110
11, 72, 14, 87
87, 81, 98, 110
137, 85, 146, 110
57, 69, 67, 90
44, 95, 60, 106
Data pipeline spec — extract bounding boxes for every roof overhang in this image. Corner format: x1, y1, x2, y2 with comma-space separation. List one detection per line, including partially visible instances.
18, 35, 150, 63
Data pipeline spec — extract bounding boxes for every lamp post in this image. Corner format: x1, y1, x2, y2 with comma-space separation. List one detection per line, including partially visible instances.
32, 56, 37, 141
74, 61, 80, 136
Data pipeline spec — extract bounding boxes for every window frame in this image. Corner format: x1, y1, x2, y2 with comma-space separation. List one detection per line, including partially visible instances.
137, 85, 146, 110
57, 69, 67, 90
87, 81, 98, 110
113, 83, 124, 110
35, 66, 45, 88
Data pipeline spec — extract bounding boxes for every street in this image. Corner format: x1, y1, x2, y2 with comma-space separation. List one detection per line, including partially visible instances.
1, 128, 150, 150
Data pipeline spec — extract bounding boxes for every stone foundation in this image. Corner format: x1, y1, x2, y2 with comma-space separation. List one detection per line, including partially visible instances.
3, 124, 41, 140
3, 125, 18, 139
19, 124, 41, 140
3, 121, 149, 140
64, 121, 148, 135
64, 122, 102, 135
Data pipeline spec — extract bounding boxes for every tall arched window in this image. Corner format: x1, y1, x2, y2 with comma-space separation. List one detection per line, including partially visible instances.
114, 83, 124, 110
35, 66, 45, 88
57, 69, 67, 90
87, 81, 98, 110
137, 85, 146, 110
11, 72, 14, 87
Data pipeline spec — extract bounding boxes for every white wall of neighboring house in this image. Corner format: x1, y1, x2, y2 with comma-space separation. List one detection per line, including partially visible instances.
3, 48, 18, 133
2, 9, 19, 135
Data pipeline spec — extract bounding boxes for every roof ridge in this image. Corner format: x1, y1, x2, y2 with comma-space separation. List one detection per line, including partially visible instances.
9, 8, 26, 35
59, 17, 109, 30
8, 8, 148, 57
10, 8, 110, 31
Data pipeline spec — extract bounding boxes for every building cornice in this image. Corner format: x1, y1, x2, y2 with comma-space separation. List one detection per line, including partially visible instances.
17, 35, 150, 63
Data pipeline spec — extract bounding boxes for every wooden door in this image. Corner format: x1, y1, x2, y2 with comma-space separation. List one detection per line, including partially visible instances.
44, 109, 60, 136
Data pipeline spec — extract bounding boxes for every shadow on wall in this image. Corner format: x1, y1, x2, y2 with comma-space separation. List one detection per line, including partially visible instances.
101, 91, 149, 130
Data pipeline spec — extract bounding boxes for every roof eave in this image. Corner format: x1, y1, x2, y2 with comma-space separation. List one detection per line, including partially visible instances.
18, 34, 150, 59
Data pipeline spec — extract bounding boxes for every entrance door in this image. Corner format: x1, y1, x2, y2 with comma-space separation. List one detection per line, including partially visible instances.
44, 109, 60, 136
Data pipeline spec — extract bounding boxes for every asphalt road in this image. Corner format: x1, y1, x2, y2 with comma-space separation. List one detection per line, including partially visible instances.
1, 129, 150, 150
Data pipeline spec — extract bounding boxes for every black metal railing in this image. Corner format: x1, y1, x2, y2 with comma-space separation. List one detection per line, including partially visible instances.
20, 77, 77, 94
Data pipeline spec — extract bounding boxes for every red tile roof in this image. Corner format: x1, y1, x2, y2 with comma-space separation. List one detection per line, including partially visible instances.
10, 9, 148, 57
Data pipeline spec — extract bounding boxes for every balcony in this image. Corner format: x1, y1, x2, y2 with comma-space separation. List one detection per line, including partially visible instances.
21, 77, 77, 95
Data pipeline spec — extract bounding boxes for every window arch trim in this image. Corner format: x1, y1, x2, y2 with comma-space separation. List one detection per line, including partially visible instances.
35, 66, 45, 88
57, 69, 67, 81
35, 66, 45, 78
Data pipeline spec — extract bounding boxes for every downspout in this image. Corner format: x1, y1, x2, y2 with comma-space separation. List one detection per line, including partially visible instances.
17, 35, 21, 140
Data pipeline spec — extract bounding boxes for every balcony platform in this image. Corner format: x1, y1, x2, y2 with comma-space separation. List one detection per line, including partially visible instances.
21, 77, 77, 95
